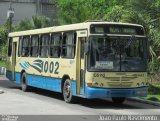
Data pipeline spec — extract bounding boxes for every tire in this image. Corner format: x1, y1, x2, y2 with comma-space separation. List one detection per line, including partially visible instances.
63, 79, 76, 103
21, 73, 29, 92
112, 97, 126, 104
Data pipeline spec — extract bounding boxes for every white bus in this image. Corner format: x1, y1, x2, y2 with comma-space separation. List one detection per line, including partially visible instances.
6, 21, 148, 103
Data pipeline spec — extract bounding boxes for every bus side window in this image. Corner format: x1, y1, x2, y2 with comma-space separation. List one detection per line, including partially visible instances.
8, 38, 12, 57
50, 33, 61, 58
18, 37, 22, 57
30, 35, 39, 57
39, 34, 49, 57
62, 32, 76, 58
21, 36, 30, 57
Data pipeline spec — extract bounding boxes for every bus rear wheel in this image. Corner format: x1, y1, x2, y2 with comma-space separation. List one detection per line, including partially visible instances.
112, 97, 126, 104
63, 79, 76, 103
21, 73, 29, 92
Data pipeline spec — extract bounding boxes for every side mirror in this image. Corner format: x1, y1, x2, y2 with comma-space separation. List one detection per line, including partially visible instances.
84, 41, 90, 54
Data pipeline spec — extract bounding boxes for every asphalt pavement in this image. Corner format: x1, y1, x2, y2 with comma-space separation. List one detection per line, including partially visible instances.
0, 77, 160, 115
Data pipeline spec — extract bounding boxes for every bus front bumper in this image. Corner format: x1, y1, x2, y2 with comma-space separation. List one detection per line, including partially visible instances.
85, 86, 148, 99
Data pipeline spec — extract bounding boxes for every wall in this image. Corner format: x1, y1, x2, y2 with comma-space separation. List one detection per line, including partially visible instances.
0, 0, 56, 25
0, 1, 36, 25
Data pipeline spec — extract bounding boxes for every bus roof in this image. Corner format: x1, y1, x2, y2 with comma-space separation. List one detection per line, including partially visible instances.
9, 21, 144, 37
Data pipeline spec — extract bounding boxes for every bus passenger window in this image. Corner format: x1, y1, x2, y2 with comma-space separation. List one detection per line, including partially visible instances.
8, 38, 12, 57
40, 34, 49, 57
62, 32, 76, 58
50, 33, 61, 58
30, 35, 39, 57
21, 36, 30, 57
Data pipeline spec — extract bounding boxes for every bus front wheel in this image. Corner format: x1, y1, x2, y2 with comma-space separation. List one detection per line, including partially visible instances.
63, 79, 76, 103
21, 73, 29, 92
112, 97, 126, 104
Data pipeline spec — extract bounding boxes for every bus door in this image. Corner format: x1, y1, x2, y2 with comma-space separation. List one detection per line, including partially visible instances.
76, 37, 86, 95
12, 42, 17, 81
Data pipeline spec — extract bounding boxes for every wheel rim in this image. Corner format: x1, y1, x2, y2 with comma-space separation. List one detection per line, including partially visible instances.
64, 81, 71, 99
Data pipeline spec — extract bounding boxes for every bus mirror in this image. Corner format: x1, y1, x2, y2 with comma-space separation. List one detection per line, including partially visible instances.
84, 42, 90, 54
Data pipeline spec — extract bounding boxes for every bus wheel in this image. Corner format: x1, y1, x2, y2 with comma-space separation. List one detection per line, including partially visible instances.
112, 97, 126, 104
21, 73, 29, 92
63, 79, 75, 103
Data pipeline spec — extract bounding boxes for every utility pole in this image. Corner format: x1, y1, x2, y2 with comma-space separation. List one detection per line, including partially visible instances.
36, 0, 41, 15
7, 0, 14, 32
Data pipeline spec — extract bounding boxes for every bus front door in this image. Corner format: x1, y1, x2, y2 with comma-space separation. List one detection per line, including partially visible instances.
76, 37, 86, 95
12, 42, 17, 81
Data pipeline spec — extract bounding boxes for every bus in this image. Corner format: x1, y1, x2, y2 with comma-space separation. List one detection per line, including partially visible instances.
6, 21, 148, 104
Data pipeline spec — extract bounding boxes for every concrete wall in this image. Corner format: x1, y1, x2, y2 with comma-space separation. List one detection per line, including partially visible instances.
0, 1, 36, 25
0, 0, 56, 25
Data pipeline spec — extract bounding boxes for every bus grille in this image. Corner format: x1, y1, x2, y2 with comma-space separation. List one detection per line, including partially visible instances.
121, 77, 137, 81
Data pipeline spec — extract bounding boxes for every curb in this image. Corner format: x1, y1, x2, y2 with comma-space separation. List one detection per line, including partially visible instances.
127, 97, 160, 106
0, 89, 4, 94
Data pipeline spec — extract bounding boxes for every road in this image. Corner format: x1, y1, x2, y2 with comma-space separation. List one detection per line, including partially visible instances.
0, 76, 160, 115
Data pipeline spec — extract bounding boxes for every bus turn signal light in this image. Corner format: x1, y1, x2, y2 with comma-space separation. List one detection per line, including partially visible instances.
87, 82, 93, 87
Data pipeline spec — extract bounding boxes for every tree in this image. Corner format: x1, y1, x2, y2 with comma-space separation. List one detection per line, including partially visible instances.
56, 0, 160, 73
56, 0, 109, 24
13, 15, 54, 31
0, 24, 8, 61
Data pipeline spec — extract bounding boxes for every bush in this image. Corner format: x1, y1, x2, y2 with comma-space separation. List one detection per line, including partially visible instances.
148, 84, 160, 95
147, 96, 159, 101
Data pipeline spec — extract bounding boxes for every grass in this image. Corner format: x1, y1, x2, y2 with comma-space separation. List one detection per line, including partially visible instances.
148, 83, 160, 95
140, 84, 160, 102
0, 60, 6, 67
142, 95, 160, 102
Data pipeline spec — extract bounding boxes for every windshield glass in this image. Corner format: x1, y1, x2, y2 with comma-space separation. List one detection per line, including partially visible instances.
88, 36, 147, 72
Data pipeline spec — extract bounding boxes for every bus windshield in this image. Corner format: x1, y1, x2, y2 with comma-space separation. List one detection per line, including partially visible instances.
88, 36, 147, 72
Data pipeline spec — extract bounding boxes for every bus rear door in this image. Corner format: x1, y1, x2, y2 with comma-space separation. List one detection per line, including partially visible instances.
12, 41, 17, 81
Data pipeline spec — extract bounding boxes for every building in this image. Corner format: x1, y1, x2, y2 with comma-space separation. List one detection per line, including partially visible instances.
0, 0, 57, 25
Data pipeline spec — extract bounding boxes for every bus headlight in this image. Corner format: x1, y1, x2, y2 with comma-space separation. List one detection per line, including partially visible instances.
136, 90, 146, 94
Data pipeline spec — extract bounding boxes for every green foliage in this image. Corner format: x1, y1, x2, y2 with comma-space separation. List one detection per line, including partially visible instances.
147, 96, 159, 101
143, 95, 160, 102
13, 18, 34, 31
0, 24, 8, 61
56, 0, 109, 24
56, 0, 160, 73
148, 84, 160, 95
0, 60, 6, 67
13, 16, 54, 31
0, 25, 7, 46
0, 15, 54, 61
32, 16, 53, 28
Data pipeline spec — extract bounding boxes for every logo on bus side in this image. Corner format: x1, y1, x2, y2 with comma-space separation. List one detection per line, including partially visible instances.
19, 59, 59, 74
